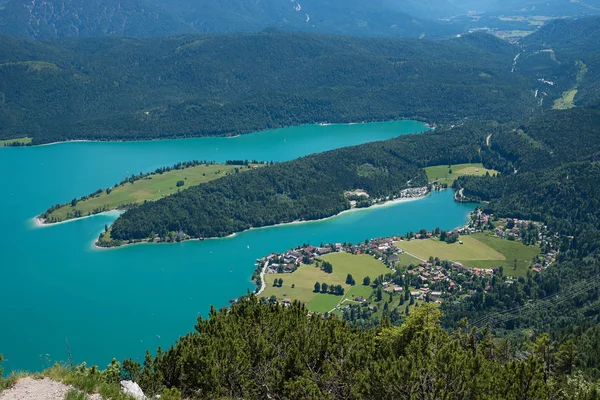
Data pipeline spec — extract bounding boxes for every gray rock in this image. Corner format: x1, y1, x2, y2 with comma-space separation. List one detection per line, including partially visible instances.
120, 381, 145, 400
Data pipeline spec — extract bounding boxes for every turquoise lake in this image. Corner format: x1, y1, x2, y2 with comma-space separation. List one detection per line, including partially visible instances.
0, 121, 476, 372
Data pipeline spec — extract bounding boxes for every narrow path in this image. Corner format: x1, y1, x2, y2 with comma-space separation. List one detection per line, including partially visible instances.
328, 297, 361, 314
401, 250, 427, 262
486, 134, 492, 147
255, 261, 269, 295
0, 377, 100, 400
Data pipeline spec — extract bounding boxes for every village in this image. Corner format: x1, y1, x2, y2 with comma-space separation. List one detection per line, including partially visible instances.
252, 207, 559, 320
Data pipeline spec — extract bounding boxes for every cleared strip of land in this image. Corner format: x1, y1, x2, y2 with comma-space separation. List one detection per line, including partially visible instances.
0, 137, 32, 146
424, 163, 499, 185
41, 163, 252, 223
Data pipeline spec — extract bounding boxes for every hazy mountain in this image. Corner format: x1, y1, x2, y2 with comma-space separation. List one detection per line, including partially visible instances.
450, 0, 600, 16
0, 0, 458, 39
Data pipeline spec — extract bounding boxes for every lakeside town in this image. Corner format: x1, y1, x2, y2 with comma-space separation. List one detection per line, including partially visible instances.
252, 208, 559, 317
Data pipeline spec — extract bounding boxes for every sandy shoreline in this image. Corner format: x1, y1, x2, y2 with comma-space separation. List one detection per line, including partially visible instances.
33, 210, 123, 228
92, 190, 430, 250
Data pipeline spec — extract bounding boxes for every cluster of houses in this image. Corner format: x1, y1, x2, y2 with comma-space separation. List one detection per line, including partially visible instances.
465, 212, 558, 272
255, 207, 560, 312
259, 236, 409, 276
345, 186, 429, 209
408, 259, 495, 300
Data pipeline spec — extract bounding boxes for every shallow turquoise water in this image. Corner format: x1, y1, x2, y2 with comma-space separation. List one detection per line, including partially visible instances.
0, 121, 475, 372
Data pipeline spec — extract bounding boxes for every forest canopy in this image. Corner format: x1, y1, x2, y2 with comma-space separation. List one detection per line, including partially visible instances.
0, 31, 539, 143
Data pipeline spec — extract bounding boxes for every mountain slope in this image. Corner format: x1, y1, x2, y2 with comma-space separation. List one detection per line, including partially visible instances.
0, 31, 537, 143
521, 17, 600, 108
0, 0, 192, 38
0, 0, 456, 39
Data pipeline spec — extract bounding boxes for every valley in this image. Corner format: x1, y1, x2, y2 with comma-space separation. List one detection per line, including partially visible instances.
2, 12, 600, 400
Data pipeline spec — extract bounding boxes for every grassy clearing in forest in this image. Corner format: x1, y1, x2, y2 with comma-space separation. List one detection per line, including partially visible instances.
424, 163, 498, 185
0, 137, 32, 146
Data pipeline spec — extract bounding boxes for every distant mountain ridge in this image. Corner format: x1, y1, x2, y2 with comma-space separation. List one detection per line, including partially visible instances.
0, 0, 457, 39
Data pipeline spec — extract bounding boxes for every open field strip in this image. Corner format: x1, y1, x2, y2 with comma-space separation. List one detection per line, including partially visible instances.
394, 233, 539, 277
424, 163, 499, 185
0, 137, 31, 146
395, 235, 504, 261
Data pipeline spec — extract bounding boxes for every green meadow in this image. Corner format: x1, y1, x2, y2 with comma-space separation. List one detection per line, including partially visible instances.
0, 137, 32, 146
464, 233, 540, 277
425, 163, 499, 185
43, 164, 242, 223
395, 233, 539, 277
553, 89, 578, 110
261, 252, 390, 313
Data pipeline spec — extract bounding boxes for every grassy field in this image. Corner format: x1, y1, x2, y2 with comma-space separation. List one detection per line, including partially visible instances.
44, 164, 242, 222
553, 61, 586, 110
395, 235, 504, 261
0, 137, 32, 146
393, 252, 424, 266
395, 233, 539, 277
553, 89, 578, 110
424, 163, 498, 185
464, 233, 540, 277
261, 252, 390, 313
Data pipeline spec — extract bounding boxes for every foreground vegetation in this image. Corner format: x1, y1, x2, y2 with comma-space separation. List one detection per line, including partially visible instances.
4, 301, 598, 399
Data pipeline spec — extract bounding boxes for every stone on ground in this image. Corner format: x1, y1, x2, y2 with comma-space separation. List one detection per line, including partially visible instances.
120, 380, 145, 399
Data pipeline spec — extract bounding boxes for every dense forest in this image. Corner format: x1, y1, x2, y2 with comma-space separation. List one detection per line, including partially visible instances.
519, 17, 600, 109
107, 126, 488, 243
0, 31, 540, 143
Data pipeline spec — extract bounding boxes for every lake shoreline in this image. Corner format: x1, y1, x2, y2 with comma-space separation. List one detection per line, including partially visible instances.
33, 210, 123, 228
93, 189, 431, 250
9, 119, 430, 148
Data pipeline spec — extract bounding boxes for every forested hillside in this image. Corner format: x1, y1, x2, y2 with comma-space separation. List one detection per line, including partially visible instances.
0, 31, 538, 143
0, 0, 455, 40
123, 301, 599, 399
520, 17, 600, 108
107, 125, 488, 243
445, 108, 600, 380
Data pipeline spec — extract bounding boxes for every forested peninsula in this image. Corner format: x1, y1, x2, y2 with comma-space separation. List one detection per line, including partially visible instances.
103, 125, 487, 246
0, 30, 541, 144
